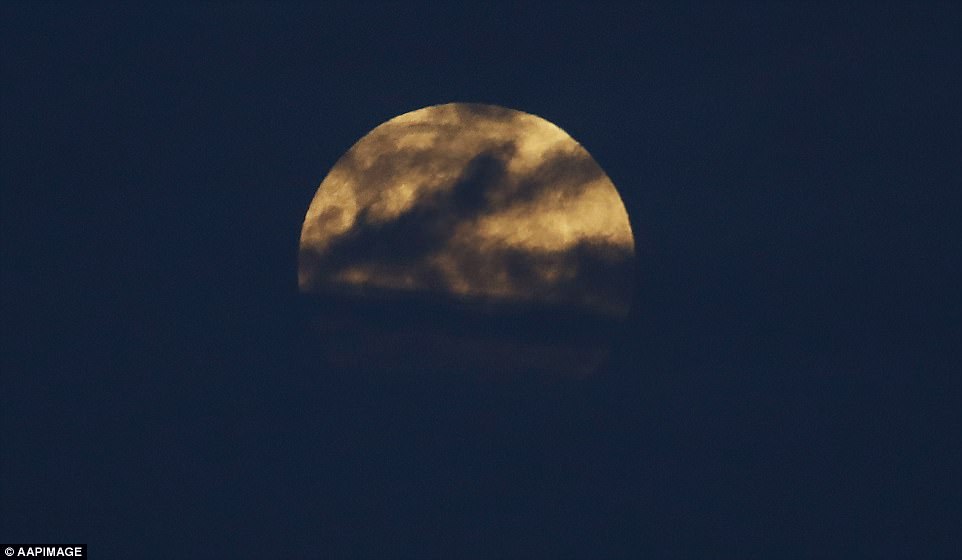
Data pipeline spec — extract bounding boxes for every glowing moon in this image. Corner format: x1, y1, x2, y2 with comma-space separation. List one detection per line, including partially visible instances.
299, 103, 634, 318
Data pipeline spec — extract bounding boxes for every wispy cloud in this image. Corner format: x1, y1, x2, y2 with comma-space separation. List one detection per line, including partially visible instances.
299, 103, 634, 317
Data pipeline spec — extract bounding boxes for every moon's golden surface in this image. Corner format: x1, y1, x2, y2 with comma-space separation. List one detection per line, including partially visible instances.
299, 103, 634, 319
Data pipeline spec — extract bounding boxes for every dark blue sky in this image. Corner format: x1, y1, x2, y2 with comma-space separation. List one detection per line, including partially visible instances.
2, 3, 960, 557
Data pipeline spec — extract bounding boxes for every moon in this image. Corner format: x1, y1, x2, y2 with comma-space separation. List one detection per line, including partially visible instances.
299, 103, 634, 376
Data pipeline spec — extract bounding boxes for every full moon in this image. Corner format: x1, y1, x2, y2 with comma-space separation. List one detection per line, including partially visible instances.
299, 103, 634, 376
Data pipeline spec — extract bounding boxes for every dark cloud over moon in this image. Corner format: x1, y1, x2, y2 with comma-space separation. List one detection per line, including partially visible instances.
300, 104, 634, 315
298, 103, 634, 376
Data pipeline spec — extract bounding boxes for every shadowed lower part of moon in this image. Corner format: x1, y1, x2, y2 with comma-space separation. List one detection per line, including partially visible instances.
298, 103, 634, 377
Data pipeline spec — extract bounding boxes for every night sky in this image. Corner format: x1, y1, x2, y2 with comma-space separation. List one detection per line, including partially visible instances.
2, 3, 960, 557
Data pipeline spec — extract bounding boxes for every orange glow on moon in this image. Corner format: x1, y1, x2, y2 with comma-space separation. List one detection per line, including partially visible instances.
299, 103, 634, 317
